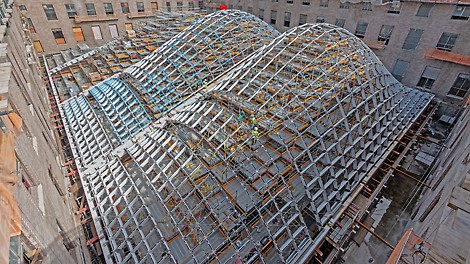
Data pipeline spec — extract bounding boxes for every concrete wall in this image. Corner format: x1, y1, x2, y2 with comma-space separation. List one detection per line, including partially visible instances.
15, 0, 197, 54
5, 7, 82, 264
411, 107, 470, 263
222, 0, 470, 105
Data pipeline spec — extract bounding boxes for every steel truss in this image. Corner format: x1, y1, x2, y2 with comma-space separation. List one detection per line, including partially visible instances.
64, 12, 432, 264
62, 10, 278, 169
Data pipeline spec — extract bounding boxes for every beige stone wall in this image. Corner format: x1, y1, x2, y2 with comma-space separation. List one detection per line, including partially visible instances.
0, 6, 82, 264
225, 0, 470, 105
16, 0, 198, 54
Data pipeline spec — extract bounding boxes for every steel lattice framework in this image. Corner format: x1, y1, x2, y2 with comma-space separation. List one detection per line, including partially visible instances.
78, 20, 432, 264
61, 10, 278, 169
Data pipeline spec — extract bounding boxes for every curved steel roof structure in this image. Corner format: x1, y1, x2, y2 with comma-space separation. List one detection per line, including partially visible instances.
62, 10, 279, 168
82, 22, 432, 264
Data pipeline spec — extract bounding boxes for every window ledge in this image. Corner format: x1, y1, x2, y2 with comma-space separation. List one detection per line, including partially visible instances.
74, 15, 118, 23
363, 39, 385, 50
127, 12, 154, 19
446, 94, 465, 100
425, 48, 470, 67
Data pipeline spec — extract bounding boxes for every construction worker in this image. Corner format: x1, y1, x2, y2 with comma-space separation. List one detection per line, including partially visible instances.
401, 85, 408, 96
249, 114, 256, 127
238, 111, 243, 121
252, 127, 259, 145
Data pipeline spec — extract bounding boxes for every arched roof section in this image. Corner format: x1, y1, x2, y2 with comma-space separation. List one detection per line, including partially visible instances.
84, 23, 433, 264
89, 78, 152, 142
62, 11, 279, 167
62, 96, 113, 167
211, 23, 406, 115
125, 10, 279, 115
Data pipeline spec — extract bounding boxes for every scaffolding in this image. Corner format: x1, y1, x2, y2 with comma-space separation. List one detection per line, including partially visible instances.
69, 16, 435, 264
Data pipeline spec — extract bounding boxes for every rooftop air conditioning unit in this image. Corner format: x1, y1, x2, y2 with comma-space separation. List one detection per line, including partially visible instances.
371, 0, 400, 6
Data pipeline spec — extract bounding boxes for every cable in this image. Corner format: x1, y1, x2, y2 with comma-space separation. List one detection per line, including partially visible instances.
426, 208, 452, 239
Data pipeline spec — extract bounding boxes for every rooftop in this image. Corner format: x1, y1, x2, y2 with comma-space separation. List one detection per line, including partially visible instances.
46, 10, 434, 264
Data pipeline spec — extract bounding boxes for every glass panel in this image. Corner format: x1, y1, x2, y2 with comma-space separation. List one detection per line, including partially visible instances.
86, 3, 96, 15
402, 28, 423, 50
121, 3, 130, 14
299, 14, 307, 25
42, 4, 57, 20
416, 3, 433, 17
391, 60, 409, 81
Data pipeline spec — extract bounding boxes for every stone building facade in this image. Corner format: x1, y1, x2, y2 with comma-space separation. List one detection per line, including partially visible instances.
1, 3, 85, 264
16, 0, 203, 54
216, 0, 470, 105
17, 0, 470, 104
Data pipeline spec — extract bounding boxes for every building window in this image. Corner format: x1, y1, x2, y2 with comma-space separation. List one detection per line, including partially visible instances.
402, 28, 423, 50
378, 25, 394, 45
362, 2, 372, 11
177, 1, 183, 10
388, 2, 402, 14
339, 2, 349, 9
26, 18, 36, 33
86, 3, 96, 15
273, 0, 279, 2
287, 0, 293, 4
91, 25, 103, 40
316, 16, 325, 23
188, 2, 194, 11
451, 5, 470, 20
109, 24, 119, 38
21, 175, 31, 192
125, 23, 133, 31
64, 4, 76, 18
121, 3, 130, 13
436, 32, 459, 51
391, 59, 409, 82
417, 67, 440, 89
166, 2, 171, 11
72, 27, 85, 42
416, 3, 433, 17
52, 28, 66, 44
284, 12, 291, 27
104, 3, 114, 15
335, 18, 345, 27
198, 1, 203, 9
299, 14, 307, 25
137, 2, 145, 12
448, 74, 470, 97
237, 5, 242, 11
247, 6, 253, 13
9, 236, 21, 264
33, 40, 43, 53
303, 0, 310, 5
271, 10, 277, 25
355, 22, 368, 38
320, 0, 328, 7
151, 2, 158, 11
42, 4, 57, 20
259, 8, 264, 19
19, 4, 27, 11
